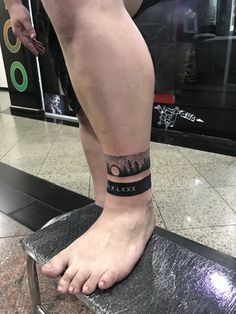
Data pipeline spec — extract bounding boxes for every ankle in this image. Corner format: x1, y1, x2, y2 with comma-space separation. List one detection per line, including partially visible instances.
95, 198, 105, 208
104, 188, 153, 214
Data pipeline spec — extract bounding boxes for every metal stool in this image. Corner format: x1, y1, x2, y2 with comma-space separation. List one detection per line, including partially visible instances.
22, 204, 236, 314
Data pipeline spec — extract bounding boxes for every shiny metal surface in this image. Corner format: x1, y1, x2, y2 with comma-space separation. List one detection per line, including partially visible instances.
22, 204, 236, 313
27, 255, 43, 314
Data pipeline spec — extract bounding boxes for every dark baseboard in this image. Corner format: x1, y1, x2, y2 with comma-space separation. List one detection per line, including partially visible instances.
10, 107, 45, 119
151, 128, 236, 156
0, 87, 8, 91
6, 106, 236, 156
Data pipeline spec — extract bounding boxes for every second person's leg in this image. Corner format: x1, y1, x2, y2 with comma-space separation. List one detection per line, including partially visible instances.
41, 0, 155, 295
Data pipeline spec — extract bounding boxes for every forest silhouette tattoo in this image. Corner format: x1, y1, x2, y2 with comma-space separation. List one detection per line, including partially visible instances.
106, 150, 150, 177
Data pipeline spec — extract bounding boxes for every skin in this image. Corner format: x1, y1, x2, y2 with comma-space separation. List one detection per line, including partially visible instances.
4, 0, 45, 56
6, 0, 156, 295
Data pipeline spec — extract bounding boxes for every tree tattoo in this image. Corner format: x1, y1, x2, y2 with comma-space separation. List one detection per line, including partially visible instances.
105, 150, 150, 177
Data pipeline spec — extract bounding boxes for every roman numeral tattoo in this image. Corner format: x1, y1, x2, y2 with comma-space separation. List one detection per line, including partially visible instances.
105, 149, 150, 177
107, 174, 151, 197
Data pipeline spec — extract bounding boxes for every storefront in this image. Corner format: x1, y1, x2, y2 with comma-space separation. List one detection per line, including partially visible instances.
0, 0, 235, 153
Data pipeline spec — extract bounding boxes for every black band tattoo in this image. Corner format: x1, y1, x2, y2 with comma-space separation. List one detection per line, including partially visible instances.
107, 174, 151, 197
105, 150, 150, 177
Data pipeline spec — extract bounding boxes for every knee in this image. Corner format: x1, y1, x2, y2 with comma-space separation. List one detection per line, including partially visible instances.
45, 0, 124, 43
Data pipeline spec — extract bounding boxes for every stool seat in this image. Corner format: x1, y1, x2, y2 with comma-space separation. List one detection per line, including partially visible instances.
22, 204, 236, 314
22, 204, 102, 264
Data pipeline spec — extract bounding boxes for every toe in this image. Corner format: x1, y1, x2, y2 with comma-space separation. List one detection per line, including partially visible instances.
98, 269, 118, 290
42, 253, 67, 278
82, 272, 101, 295
58, 266, 77, 294
69, 270, 90, 295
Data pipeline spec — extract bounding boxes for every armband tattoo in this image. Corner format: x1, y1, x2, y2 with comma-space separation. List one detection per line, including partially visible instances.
107, 174, 151, 197
106, 149, 150, 177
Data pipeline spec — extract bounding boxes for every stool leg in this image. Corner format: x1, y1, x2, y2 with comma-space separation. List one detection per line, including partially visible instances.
27, 255, 49, 314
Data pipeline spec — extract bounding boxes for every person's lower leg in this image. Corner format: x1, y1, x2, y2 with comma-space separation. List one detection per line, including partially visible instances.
74, 0, 145, 208
41, 0, 155, 295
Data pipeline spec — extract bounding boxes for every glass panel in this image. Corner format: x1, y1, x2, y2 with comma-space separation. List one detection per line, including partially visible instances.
135, 0, 236, 139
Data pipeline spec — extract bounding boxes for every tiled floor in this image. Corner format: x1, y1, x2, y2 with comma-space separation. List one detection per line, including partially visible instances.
0, 110, 235, 313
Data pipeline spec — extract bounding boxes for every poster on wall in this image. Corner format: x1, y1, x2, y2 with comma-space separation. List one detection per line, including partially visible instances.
30, 0, 77, 119
0, 0, 43, 115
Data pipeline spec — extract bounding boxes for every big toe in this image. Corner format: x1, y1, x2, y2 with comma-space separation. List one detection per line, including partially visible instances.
98, 269, 118, 290
42, 253, 67, 278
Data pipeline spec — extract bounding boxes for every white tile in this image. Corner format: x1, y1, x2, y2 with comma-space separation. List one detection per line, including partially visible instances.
193, 160, 236, 188
152, 163, 208, 191
154, 186, 236, 230
215, 186, 236, 212
174, 226, 236, 257
178, 147, 235, 164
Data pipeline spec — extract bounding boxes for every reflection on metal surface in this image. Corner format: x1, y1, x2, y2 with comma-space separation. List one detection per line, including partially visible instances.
209, 272, 233, 295
204, 271, 235, 310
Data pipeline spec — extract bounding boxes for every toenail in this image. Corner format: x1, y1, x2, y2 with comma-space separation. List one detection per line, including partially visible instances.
83, 286, 89, 294
99, 281, 106, 289
57, 285, 63, 292
69, 286, 74, 294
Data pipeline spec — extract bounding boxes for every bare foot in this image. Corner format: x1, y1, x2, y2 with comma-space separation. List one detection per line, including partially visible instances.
42, 190, 155, 295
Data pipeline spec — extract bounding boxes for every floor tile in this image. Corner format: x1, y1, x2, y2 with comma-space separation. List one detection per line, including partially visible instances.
44, 298, 93, 314
32, 119, 63, 132
39, 153, 89, 175
174, 225, 236, 257
0, 163, 92, 212
0, 142, 18, 160
38, 171, 90, 197
0, 125, 27, 140
0, 112, 13, 126
215, 186, 236, 213
48, 141, 84, 158
1, 142, 53, 162
1, 141, 53, 175
10, 201, 63, 231
1, 158, 46, 176
192, 160, 236, 188
154, 186, 236, 230
0, 181, 34, 214
14, 269, 58, 313
5, 116, 36, 130
152, 197, 166, 229
0, 92, 11, 112
19, 130, 59, 145
0, 212, 31, 238
0, 237, 27, 314
150, 142, 180, 153
151, 145, 190, 168
55, 125, 81, 143
178, 147, 235, 164
152, 163, 209, 191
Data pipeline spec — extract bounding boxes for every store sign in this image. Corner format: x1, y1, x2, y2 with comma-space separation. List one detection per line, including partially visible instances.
0, 0, 43, 113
